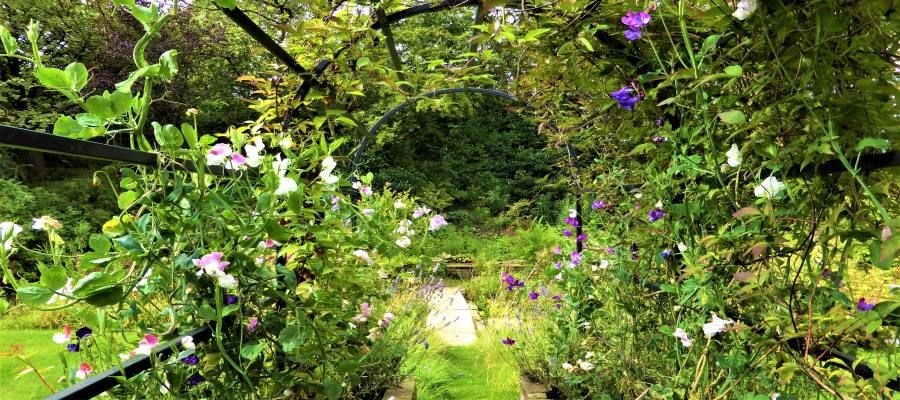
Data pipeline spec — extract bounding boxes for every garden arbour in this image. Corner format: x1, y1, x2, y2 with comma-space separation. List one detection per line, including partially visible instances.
1, 0, 899, 399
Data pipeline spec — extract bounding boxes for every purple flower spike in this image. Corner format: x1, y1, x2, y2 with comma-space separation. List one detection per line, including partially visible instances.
621, 10, 652, 29
856, 298, 875, 312
528, 291, 539, 301
592, 199, 608, 210
501, 337, 516, 346
649, 208, 666, 222
610, 86, 641, 110
75, 327, 92, 340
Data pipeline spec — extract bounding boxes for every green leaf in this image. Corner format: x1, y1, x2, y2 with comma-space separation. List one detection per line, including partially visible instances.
577, 37, 594, 52
152, 122, 183, 149
854, 138, 891, 152
85, 95, 116, 119
724, 65, 742, 77
865, 318, 882, 334
131, 4, 159, 29
197, 303, 217, 321
873, 235, 900, 268
72, 272, 118, 298
109, 91, 132, 115
118, 190, 139, 210
240, 342, 266, 361
53, 116, 83, 137
0, 25, 18, 55
75, 113, 104, 127
278, 324, 306, 353
89, 234, 112, 254
264, 220, 292, 242
115, 65, 158, 92
39, 264, 68, 291
697, 34, 721, 61
628, 143, 656, 156
356, 57, 370, 68
16, 285, 54, 306
323, 378, 342, 400
35, 67, 71, 90
180, 123, 198, 149
84, 287, 124, 307
65, 62, 88, 92
158, 50, 178, 79
214, 0, 237, 8
717, 110, 746, 125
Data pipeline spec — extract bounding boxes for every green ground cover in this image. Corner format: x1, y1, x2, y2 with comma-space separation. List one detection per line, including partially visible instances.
0, 329, 68, 400
405, 334, 519, 399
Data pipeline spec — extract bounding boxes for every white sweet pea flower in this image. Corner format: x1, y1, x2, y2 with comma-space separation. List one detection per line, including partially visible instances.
395, 220, 413, 235
568, 208, 577, 218
732, 0, 758, 20
319, 156, 339, 185
577, 360, 594, 371
754, 176, 786, 199
395, 236, 411, 248
272, 154, 291, 176
673, 328, 693, 347
216, 273, 238, 290
353, 249, 374, 266
428, 215, 448, 231
726, 144, 742, 167
275, 176, 298, 196
244, 137, 265, 168
561, 362, 576, 372
393, 199, 406, 209
702, 313, 734, 337
32, 216, 62, 231
1, 222, 24, 251
412, 206, 431, 219
181, 336, 196, 350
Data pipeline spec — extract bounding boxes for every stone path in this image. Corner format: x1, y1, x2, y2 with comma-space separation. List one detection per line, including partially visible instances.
425, 286, 477, 346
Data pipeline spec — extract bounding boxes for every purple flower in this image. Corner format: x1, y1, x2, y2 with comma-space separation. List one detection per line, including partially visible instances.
225, 295, 238, 305
652, 136, 667, 144
660, 249, 673, 259
621, 10, 651, 29
609, 86, 640, 110
656, 117, 664, 126
570, 251, 582, 267
501, 337, 516, 346
564, 216, 580, 227
528, 291, 539, 301
630, 243, 639, 260
186, 373, 206, 386
591, 199, 608, 210
649, 208, 666, 222
552, 294, 563, 308
67, 343, 80, 352
501, 272, 525, 291
624, 28, 642, 41
563, 229, 572, 237
181, 354, 199, 365
553, 245, 561, 255
247, 317, 259, 333
857, 298, 875, 312
576, 233, 587, 242
75, 327, 92, 340
606, 247, 616, 255
554, 261, 562, 270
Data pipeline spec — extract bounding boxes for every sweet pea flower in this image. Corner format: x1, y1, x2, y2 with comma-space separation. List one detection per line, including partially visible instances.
226, 152, 247, 170
243, 137, 265, 168
186, 373, 206, 386
0, 221, 23, 251
501, 272, 525, 290
732, 0, 758, 20
553, 245, 561, 255
225, 295, 239, 305
67, 343, 80, 352
576, 233, 587, 242
53, 325, 72, 344
31, 216, 62, 231
609, 86, 640, 110
379, 312, 395, 328
193, 252, 230, 277
181, 354, 200, 365
394, 199, 406, 209
593, 260, 610, 271
621, 10, 651, 29
75, 362, 92, 380
395, 220, 413, 235
247, 317, 259, 333
412, 206, 431, 219
362, 208, 374, 216
624, 28, 642, 41
648, 208, 666, 222
135, 334, 159, 355
352, 302, 372, 322
702, 313, 734, 337
319, 156, 339, 185
259, 239, 281, 249
673, 328, 693, 347
562, 229, 572, 237
395, 236, 411, 248
216, 273, 238, 289
272, 154, 291, 176
275, 176, 298, 196
856, 298, 875, 312
726, 144, 742, 167
206, 143, 233, 166
181, 336, 196, 350
577, 360, 595, 371
353, 249, 374, 266
754, 176, 786, 199
561, 362, 576, 372
528, 291, 539, 300
429, 215, 448, 231
501, 337, 515, 346
76, 327, 92, 339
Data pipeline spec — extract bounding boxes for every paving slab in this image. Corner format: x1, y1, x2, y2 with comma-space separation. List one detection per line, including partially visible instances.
426, 287, 477, 346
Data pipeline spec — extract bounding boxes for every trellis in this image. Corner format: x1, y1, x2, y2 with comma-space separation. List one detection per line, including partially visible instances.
0, 2, 897, 398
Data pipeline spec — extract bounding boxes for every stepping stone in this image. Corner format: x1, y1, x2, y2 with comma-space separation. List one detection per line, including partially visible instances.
426, 287, 477, 346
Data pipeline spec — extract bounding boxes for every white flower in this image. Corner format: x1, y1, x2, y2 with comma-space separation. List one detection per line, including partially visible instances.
726, 144, 742, 167
673, 328, 693, 347
577, 360, 594, 371
395, 236, 411, 248
75, 363, 92, 380
561, 362, 576, 372
394, 199, 406, 209
0, 221, 23, 251
353, 249, 374, 266
754, 176, 786, 199
412, 206, 431, 219
275, 176, 298, 195
395, 220, 413, 235
584, 351, 594, 359
31, 216, 62, 231
272, 154, 291, 176
428, 215, 448, 231
677, 242, 688, 252
181, 336, 195, 350
703, 313, 734, 337
568, 208, 577, 218
244, 137, 265, 168
594, 260, 610, 271
319, 156, 339, 185
206, 143, 233, 166
216, 273, 238, 290
634, 192, 643, 199
732, 0, 758, 20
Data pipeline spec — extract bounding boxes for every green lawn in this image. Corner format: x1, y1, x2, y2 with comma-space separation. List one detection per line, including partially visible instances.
406, 334, 519, 400
0, 329, 72, 400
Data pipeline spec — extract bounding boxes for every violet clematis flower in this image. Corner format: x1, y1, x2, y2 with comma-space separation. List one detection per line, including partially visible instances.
186, 373, 206, 386
501, 272, 525, 291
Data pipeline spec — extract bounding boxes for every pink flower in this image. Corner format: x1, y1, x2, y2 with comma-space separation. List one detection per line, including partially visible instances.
352, 302, 372, 322
206, 143, 233, 166
193, 252, 230, 277
75, 362, 92, 380
247, 317, 259, 333
259, 239, 281, 249
53, 325, 72, 344
136, 334, 159, 355
378, 312, 394, 328
428, 215, 448, 231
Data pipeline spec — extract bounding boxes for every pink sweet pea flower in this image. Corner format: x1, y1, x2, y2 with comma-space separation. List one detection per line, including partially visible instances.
75, 362, 92, 380
53, 325, 72, 344
247, 317, 259, 333
135, 334, 159, 355
193, 252, 230, 277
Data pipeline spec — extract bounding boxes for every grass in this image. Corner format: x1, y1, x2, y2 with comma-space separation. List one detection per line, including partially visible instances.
0, 329, 72, 400
404, 334, 519, 400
